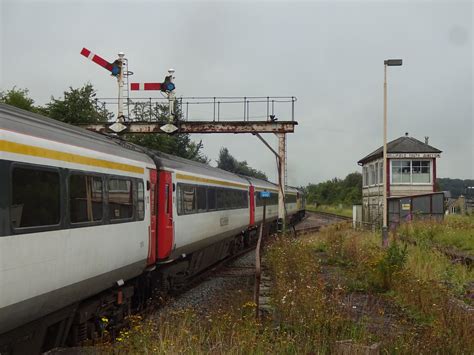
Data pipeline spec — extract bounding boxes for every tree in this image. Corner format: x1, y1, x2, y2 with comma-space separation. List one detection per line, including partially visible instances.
43, 84, 111, 124
0, 87, 36, 112
3, 83, 209, 163
306, 172, 362, 206
217, 147, 268, 180
437, 178, 474, 198
125, 101, 209, 164
125, 133, 209, 164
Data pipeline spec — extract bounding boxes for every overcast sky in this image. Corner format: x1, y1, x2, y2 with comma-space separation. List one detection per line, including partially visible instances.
1, 0, 472, 185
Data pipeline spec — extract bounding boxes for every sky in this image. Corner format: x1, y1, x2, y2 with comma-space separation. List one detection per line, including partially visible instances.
1, 0, 472, 186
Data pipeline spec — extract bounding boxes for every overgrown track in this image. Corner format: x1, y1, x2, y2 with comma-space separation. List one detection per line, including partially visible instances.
399, 235, 474, 267
294, 211, 351, 235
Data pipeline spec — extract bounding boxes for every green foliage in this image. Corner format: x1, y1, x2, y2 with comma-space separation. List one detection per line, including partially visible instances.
400, 216, 474, 254
306, 172, 362, 206
437, 177, 474, 198
43, 84, 111, 124
0, 87, 36, 112
216, 147, 268, 180
313, 225, 474, 352
2, 84, 209, 164
125, 134, 209, 164
377, 242, 408, 290
125, 101, 209, 164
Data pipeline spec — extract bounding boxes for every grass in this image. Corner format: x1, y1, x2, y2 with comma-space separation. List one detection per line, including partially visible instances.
306, 204, 353, 218
96, 222, 473, 354
96, 234, 373, 354
312, 224, 474, 353
399, 214, 474, 254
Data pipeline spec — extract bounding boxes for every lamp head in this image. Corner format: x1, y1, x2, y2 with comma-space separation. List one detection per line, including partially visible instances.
384, 59, 403, 66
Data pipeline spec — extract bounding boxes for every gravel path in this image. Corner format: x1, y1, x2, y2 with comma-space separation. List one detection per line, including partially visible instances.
157, 250, 257, 315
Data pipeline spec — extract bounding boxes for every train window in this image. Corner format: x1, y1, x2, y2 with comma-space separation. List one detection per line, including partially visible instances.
256, 191, 279, 206
242, 190, 248, 208
137, 181, 145, 220
234, 189, 246, 209
216, 188, 225, 209
197, 186, 207, 212
177, 184, 196, 215
108, 178, 133, 220
69, 174, 103, 223
11, 167, 60, 228
207, 188, 216, 210
165, 184, 169, 214
285, 194, 297, 204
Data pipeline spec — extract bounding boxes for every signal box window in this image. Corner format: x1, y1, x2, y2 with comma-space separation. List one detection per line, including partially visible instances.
11, 167, 60, 228
70, 174, 103, 223
108, 178, 133, 220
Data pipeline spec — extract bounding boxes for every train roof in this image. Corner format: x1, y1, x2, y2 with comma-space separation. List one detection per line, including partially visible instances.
242, 175, 278, 190
145, 149, 251, 186
0, 104, 296, 190
0, 103, 153, 164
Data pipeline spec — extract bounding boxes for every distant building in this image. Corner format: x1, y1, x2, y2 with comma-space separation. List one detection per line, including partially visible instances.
357, 133, 442, 226
446, 195, 474, 215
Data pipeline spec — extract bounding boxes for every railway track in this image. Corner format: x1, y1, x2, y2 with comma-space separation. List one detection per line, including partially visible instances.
294, 211, 351, 235
48, 212, 349, 353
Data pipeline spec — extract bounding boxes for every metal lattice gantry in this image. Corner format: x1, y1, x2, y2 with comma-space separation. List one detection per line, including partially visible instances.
86, 96, 297, 134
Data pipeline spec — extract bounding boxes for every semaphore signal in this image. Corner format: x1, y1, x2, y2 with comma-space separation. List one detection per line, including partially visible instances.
130, 83, 162, 91
80, 47, 128, 121
130, 69, 177, 128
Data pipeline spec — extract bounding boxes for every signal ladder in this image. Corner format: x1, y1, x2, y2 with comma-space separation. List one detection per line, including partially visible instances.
121, 58, 132, 120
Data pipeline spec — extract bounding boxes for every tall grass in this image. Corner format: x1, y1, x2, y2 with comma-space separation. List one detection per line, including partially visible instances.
97, 223, 473, 354
98, 234, 371, 354
399, 215, 474, 253
313, 225, 474, 353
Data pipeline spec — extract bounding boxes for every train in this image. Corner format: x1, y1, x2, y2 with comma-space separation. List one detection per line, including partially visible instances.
0, 103, 305, 354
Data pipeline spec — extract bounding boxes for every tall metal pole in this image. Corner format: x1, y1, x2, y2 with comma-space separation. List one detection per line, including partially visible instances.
168, 68, 176, 123
382, 64, 388, 247
278, 133, 286, 231
117, 52, 125, 121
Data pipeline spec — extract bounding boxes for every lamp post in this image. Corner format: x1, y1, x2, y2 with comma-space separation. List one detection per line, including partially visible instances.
382, 59, 403, 247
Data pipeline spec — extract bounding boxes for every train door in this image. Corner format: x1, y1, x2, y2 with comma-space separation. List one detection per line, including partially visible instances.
157, 171, 174, 259
249, 185, 255, 226
147, 169, 158, 265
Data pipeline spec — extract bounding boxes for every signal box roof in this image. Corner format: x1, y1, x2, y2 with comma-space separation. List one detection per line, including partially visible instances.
358, 135, 442, 165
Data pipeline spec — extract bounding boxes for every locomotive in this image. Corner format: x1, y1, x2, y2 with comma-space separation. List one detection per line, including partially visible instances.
0, 103, 305, 354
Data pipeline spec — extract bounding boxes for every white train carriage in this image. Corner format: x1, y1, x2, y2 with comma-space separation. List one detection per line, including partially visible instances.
0, 104, 154, 336
144, 150, 253, 281
245, 177, 301, 225
0, 103, 306, 353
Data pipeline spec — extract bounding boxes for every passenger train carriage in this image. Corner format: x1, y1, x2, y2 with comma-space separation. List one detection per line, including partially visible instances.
0, 103, 305, 354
